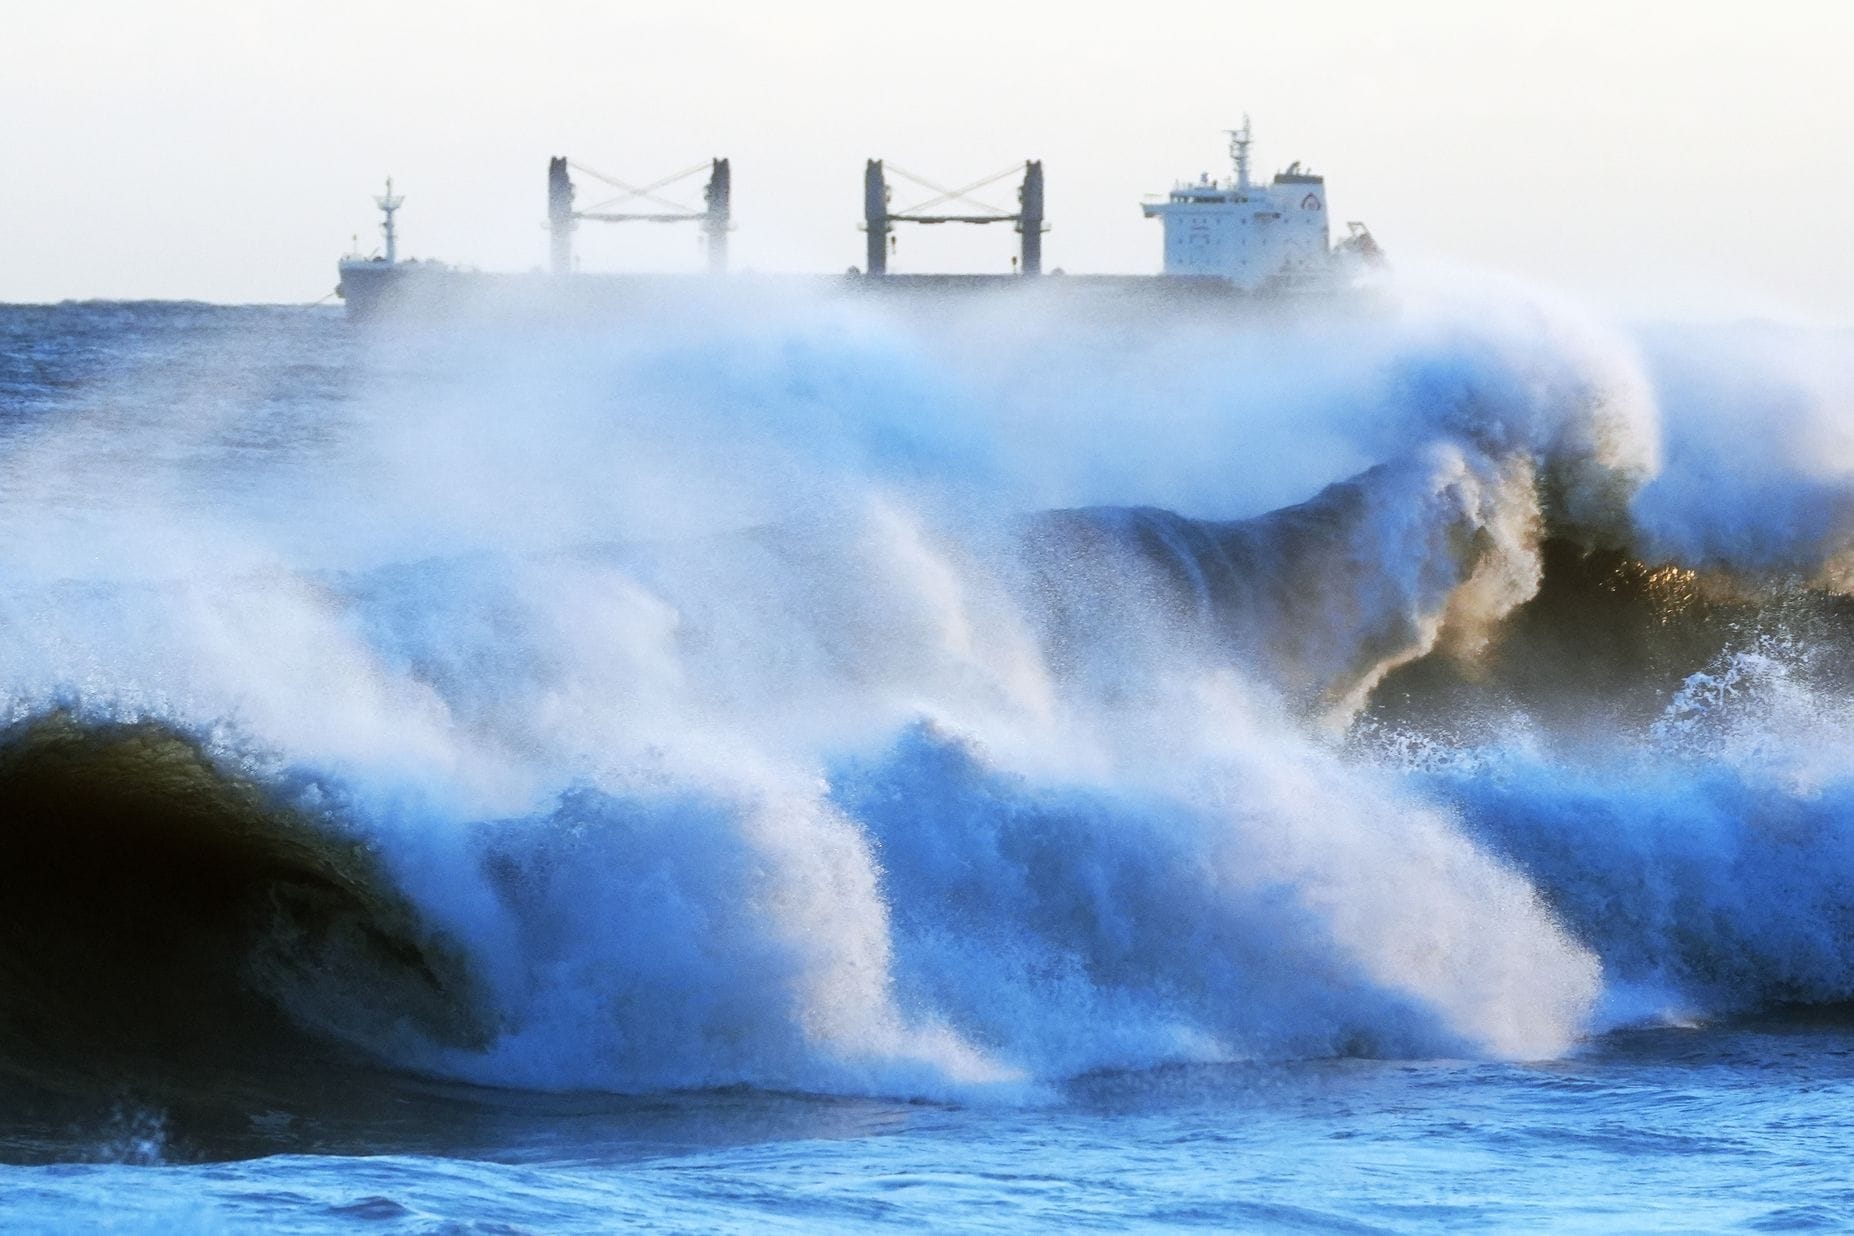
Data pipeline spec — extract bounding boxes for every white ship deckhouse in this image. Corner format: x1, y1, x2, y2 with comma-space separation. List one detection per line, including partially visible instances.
1143, 119, 1378, 292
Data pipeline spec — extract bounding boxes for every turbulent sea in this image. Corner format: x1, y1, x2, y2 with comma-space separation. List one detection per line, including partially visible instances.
2, 288, 1854, 1231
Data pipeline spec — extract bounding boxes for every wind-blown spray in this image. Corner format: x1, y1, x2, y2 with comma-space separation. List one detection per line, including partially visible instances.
2, 285, 1852, 1102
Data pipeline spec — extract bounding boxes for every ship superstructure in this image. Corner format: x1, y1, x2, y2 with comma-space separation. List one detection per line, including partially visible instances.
1141, 118, 1379, 293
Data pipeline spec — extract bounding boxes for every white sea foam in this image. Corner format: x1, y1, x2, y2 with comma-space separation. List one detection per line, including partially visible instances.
2, 284, 1853, 1096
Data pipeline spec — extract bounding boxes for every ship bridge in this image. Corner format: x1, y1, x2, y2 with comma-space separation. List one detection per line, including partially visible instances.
1143, 120, 1359, 293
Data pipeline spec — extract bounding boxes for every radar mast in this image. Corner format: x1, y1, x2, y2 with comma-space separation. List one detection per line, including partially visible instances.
1225, 117, 1252, 191
372, 178, 404, 263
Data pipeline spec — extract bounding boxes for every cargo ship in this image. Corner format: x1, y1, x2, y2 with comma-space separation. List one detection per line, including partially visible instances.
335, 120, 1382, 319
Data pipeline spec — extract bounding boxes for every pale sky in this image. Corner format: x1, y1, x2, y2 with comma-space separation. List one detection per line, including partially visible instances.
2, 0, 1848, 320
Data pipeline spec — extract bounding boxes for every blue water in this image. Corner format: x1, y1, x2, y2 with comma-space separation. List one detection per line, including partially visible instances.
3, 295, 1854, 1230
11, 1026, 1854, 1231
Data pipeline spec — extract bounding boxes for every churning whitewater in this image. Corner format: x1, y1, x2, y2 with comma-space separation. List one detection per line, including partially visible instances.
2, 285, 1854, 1124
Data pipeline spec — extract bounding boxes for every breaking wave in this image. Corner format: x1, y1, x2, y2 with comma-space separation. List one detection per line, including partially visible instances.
1, 285, 1852, 1105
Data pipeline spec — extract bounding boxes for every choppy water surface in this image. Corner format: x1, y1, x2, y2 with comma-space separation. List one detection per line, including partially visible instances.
10, 1024, 1854, 1231
3, 294, 1854, 1230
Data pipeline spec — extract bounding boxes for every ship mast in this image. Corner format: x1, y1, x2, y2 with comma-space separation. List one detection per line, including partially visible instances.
373, 177, 404, 263
1226, 116, 1252, 192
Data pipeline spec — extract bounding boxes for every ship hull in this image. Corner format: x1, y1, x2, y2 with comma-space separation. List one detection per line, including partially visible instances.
335, 261, 1360, 323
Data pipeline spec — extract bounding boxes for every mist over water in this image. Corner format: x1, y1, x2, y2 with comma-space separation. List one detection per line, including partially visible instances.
4, 283, 1854, 1223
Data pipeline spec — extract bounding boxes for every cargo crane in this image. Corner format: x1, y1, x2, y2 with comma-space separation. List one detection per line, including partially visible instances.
861, 160, 1046, 276
546, 157, 731, 275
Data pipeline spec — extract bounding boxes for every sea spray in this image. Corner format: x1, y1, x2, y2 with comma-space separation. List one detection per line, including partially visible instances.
1, 288, 1852, 1103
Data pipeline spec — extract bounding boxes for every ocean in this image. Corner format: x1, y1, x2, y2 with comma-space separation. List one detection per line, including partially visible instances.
1, 290, 1853, 1231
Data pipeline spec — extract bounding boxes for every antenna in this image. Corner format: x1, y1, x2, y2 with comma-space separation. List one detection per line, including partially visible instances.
1225, 115, 1252, 192
373, 177, 404, 263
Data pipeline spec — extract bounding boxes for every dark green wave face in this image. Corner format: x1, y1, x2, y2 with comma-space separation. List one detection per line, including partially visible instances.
1363, 539, 1854, 741
0, 715, 489, 1156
